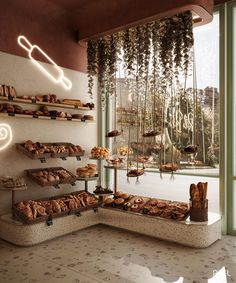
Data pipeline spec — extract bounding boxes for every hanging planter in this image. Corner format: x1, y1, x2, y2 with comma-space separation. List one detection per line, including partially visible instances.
87, 11, 193, 100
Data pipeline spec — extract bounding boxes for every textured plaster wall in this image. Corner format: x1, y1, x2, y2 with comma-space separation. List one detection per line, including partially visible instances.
0, 51, 97, 214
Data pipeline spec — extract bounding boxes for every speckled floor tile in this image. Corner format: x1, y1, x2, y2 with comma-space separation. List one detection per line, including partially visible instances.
0, 225, 235, 283
0, 249, 100, 283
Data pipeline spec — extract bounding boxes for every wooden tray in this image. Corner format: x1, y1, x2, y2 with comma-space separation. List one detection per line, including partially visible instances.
16, 142, 85, 160
16, 143, 51, 160
124, 196, 150, 212
50, 143, 72, 158
142, 198, 190, 221
25, 167, 77, 187
12, 190, 100, 225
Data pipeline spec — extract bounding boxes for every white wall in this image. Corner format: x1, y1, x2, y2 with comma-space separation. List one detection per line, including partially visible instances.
0, 51, 98, 214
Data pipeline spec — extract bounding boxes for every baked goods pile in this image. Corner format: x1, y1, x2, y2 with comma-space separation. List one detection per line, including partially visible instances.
28, 167, 76, 186
19, 140, 84, 157
106, 130, 121, 137
160, 163, 178, 172
142, 199, 189, 220
103, 191, 132, 207
127, 168, 145, 177
117, 146, 133, 156
106, 156, 126, 166
15, 191, 98, 221
0, 85, 17, 98
0, 103, 94, 121
103, 192, 190, 221
93, 185, 113, 194
76, 164, 97, 178
190, 182, 208, 208
90, 146, 109, 158
0, 176, 26, 188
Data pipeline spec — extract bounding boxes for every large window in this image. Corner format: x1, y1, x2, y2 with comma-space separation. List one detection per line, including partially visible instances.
114, 12, 220, 175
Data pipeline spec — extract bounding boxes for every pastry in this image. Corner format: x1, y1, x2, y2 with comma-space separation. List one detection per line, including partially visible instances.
91, 146, 109, 158
123, 202, 132, 210
104, 198, 114, 206
130, 204, 140, 212
106, 130, 121, 137
149, 199, 158, 206
127, 169, 144, 177
134, 198, 144, 204
72, 114, 83, 119
148, 207, 162, 216
114, 198, 125, 205
160, 209, 173, 219
83, 102, 95, 109
119, 193, 129, 200
83, 115, 94, 121
62, 99, 82, 106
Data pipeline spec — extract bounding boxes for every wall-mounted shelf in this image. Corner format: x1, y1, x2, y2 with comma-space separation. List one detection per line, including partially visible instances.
0, 112, 94, 123
16, 143, 85, 163
0, 96, 94, 111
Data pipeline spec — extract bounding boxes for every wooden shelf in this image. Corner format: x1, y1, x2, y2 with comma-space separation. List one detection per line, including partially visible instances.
0, 96, 94, 111
0, 112, 94, 123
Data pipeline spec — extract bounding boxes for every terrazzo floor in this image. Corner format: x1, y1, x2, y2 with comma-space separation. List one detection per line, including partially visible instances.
0, 224, 235, 283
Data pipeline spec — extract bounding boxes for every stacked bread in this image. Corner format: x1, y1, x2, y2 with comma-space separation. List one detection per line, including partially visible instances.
76, 164, 97, 178
91, 146, 109, 158
0, 85, 17, 98
16, 191, 98, 220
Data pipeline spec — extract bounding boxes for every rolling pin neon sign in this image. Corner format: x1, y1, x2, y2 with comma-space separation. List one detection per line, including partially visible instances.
17, 35, 72, 90
0, 124, 13, 151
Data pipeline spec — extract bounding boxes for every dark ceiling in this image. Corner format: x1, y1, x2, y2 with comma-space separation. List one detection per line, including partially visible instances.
47, 0, 216, 40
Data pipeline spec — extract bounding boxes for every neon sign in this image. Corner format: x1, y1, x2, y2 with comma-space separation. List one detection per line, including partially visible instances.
17, 35, 72, 90
0, 123, 13, 151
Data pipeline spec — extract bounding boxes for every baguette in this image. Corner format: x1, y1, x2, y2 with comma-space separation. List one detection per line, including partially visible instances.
62, 99, 82, 106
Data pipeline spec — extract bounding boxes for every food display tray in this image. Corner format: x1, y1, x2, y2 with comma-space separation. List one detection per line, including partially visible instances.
141, 198, 190, 221
16, 143, 51, 160
16, 143, 85, 160
12, 190, 101, 225
25, 167, 77, 187
124, 196, 150, 212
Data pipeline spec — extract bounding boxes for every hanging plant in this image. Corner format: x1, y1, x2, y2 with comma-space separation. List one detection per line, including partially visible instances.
87, 40, 97, 99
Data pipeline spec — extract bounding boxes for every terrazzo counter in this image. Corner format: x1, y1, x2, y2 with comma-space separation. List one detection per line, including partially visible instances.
99, 208, 221, 248
0, 208, 221, 247
0, 210, 100, 246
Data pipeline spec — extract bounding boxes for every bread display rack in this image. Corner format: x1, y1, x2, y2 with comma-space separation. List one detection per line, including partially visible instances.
0, 95, 95, 123
16, 142, 85, 163
25, 167, 77, 189
12, 190, 100, 225
0, 96, 94, 110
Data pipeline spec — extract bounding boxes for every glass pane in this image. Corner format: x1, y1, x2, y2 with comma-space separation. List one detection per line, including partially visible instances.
114, 12, 220, 174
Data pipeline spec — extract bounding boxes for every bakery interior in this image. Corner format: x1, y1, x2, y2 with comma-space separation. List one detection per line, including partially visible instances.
0, 0, 236, 282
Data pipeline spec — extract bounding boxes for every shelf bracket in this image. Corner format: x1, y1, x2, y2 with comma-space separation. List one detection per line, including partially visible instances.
93, 207, 98, 213
60, 157, 67, 161
75, 211, 82, 217
46, 215, 53, 226
76, 156, 81, 161
39, 158, 46, 163
53, 184, 60, 189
